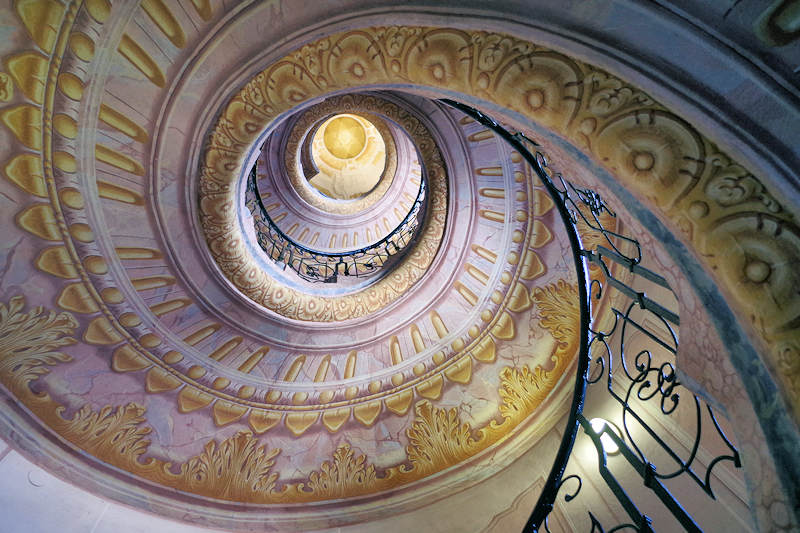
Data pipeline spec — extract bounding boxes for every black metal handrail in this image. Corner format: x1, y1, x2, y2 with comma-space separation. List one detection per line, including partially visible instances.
440, 100, 742, 533
245, 163, 427, 283
440, 99, 594, 531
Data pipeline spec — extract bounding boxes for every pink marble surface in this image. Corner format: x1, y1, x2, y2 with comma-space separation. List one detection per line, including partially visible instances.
0, 1, 784, 530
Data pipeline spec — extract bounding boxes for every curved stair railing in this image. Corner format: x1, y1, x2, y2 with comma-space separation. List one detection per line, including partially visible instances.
440, 100, 742, 533
245, 162, 427, 283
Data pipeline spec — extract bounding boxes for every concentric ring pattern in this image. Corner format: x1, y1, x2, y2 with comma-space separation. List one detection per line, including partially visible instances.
0, 2, 795, 530
0, 3, 579, 522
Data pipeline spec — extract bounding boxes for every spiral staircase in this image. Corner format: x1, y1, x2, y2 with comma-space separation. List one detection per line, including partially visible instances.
0, 1, 798, 532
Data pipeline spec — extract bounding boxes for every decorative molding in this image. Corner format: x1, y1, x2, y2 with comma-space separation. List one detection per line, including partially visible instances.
202, 91, 448, 322
0, 285, 577, 503
282, 97, 400, 216
199, 27, 800, 414
1, 10, 557, 440
0, 1, 794, 524
300, 443, 377, 498
0, 295, 77, 395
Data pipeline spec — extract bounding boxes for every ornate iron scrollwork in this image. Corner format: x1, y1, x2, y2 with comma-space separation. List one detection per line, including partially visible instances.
440, 99, 742, 532
245, 163, 427, 283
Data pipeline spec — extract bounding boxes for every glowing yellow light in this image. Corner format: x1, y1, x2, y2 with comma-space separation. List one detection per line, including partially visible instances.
307, 114, 387, 201
589, 417, 622, 455
323, 115, 366, 159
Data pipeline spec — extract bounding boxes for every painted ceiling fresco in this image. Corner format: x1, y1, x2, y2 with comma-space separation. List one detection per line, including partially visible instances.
0, 1, 583, 523
0, 1, 797, 531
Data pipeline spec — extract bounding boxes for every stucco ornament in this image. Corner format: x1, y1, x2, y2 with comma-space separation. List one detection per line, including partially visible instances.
0, 1, 795, 529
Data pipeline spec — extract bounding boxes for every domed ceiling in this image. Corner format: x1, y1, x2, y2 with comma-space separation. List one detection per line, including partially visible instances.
0, 3, 587, 527
0, 1, 798, 531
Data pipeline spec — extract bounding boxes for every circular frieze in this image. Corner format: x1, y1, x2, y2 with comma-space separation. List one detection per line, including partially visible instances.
203, 93, 449, 322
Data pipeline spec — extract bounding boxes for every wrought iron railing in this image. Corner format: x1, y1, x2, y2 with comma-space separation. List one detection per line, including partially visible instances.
245, 163, 427, 283
440, 100, 742, 532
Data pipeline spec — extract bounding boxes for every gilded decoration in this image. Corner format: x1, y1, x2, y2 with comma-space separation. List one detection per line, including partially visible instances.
532, 280, 580, 349
0, 72, 13, 101
0, 1, 555, 438
1, 3, 793, 429
181, 431, 281, 500
0, 295, 77, 395
406, 400, 479, 472
197, 26, 800, 421
0, 0, 570, 489
0, 285, 578, 504
54, 403, 153, 466
498, 365, 551, 420
0, 0, 796, 517
2, 9, 548, 440
300, 443, 377, 498
498, 280, 579, 421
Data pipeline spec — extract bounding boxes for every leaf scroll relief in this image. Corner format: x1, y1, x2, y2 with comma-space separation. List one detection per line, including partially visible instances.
53, 403, 152, 466
499, 365, 552, 420
181, 430, 281, 500
406, 400, 480, 473
532, 280, 580, 349
0, 289, 578, 503
301, 443, 377, 499
498, 280, 580, 422
0, 295, 77, 393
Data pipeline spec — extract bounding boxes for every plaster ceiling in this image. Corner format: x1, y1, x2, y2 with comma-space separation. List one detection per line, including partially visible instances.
0, 1, 797, 531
